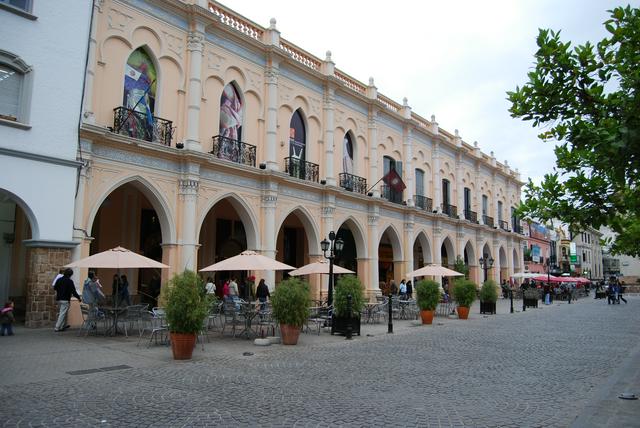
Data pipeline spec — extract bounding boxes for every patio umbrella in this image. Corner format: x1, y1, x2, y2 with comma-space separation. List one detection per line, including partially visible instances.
199, 250, 295, 272
407, 264, 465, 278
289, 260, 355, 276
65, 246, 169, 269
510, 272, 541, 279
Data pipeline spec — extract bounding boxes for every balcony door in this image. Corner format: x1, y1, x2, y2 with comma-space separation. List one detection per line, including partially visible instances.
288, 110, 307, 179
122, 47, 157, 141
219, 82, 243, 141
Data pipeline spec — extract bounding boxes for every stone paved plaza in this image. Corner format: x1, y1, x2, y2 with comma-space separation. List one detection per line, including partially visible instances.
1, 297, 639, 427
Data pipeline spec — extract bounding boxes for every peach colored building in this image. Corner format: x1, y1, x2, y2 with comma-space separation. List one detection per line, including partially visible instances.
14, 0, 527, 324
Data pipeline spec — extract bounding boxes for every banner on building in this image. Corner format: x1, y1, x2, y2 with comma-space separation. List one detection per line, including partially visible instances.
570, 242, 577, 263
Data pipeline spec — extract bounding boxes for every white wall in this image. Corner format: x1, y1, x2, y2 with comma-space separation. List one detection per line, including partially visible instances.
0, 1, 92, 242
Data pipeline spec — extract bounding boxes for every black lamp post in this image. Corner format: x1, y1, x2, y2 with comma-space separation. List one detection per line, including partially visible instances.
321, 231, 344, 306
478, 254, 494, 283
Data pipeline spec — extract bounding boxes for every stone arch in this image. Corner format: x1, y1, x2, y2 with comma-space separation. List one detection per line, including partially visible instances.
158, 54, 185, 92
413, 231, 433, 266
463, 240, 476, 265
196, 192, 259, 251
276, 205, 320, 255
131, 26, 162, 53
86, 175, 175, 244
334, 215, 367, 259
440, 235, 455, 266
379, 224, 403, 261
224, 65, 246, 89
0, 189, 39, 240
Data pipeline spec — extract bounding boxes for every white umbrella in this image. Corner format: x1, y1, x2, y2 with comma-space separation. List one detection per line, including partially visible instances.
510, 272, 540, 279
407, 264, 464, 277
199, 250, 295, 272
289, 260, 355, 276
65, 246, 169, 269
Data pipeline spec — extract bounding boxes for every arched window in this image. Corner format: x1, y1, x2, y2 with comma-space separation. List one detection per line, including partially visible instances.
219, 82, 243, 141
0, 49, 33, 126
342, 133, 354, 174
289, 109, 306, 160
121, 48, 157, 141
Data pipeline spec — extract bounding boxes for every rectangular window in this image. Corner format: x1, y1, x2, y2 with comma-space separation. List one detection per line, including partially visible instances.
0, 0, 31, 12
497, 201, 503, 222
415, 169, 424, 196
442, 179, 450, 206
482, 195, 488, 216
0, 65, 22, 120
463, 187, 471, 212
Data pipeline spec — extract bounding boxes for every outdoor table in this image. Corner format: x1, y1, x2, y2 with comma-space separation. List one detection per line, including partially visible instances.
100, 306, 127, 336
237, 302, 259, 339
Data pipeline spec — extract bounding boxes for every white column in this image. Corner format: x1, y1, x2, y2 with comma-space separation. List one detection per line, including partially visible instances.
184, 27, 205, 151
433, 142, 441, 212
261, 183, 278, 288
265, 64, 279, 171
403, 125, 414, 206
179, 177, 199, 271
404, 215, 415, 276
323, 85, 336, 186
368, 109, 379, 197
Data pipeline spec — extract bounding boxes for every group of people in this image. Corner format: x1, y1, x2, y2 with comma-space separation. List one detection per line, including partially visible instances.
50, 268, 133, 333
205, 276, 271, 308
603, 278, 627, 305
379, 279, 414, 299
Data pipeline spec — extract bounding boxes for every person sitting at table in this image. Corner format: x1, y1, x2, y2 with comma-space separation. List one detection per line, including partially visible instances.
256, 279, 270, 310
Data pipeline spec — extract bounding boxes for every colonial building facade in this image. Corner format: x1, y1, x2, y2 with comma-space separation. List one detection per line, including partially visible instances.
7, 0, 527, 324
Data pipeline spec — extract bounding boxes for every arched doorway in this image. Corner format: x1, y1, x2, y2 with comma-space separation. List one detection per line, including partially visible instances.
90, 182, 165, 307
0, 191, 32, 321
413, 232, 432, 270
499, 246, 508, 283
198, 197, 250, 299
463, 240, 476, 282
378, 226, 402, 288
276, 209, 314, 284
480, 243, 493, 282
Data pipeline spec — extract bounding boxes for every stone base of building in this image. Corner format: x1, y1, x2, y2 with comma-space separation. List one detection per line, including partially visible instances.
24, 247, 72, 328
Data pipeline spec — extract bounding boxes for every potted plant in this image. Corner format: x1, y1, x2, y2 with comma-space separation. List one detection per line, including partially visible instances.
452, 278, 477, 320
164, 270, 210, 360
415, 279, 441, 324
331, 275, 364, 336
270, 277, 311, 345
479, 279, 498, 314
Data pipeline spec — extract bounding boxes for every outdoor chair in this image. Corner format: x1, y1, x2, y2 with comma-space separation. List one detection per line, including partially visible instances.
221, 302, 243, 337
254, 303, 277, 338
305, 306, 324, 335
78, 304, 107, 336
137, 310, 168, 347
372, 301, 388, 323
207, 301, 223, 331
120, 304, 148, 337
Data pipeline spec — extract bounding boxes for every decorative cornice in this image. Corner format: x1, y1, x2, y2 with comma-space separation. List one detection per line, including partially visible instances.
187, 31, 204, 52
0, 147, 83, 169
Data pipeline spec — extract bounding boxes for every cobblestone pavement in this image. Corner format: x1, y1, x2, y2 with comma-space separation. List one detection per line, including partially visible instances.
1, 297, 639, 427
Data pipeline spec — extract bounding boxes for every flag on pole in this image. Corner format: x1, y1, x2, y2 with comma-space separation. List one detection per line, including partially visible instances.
382, 169, 406, 192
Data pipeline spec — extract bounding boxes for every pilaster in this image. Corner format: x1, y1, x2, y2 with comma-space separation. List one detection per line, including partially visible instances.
184, 27, 205, 151
323, 85, 336, 186
264, 63, 279, 171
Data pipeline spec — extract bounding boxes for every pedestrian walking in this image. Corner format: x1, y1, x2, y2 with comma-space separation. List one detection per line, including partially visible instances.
119, 275, 131, 306
82, 271, 105, 316
205, 276, 216, 295
0, 300, 15, 336
618, 281, 627, 304
406, 280, 413, 299
256, 278, 270, 310
399, 279, 407, 299
54, 268, 81, 332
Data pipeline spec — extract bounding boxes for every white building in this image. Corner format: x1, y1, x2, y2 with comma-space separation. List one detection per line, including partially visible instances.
0, 1, 92, 324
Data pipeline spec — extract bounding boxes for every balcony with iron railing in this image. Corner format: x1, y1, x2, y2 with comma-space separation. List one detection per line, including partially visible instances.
483, 215, 494, 227
381, 185, 403, 204
414, 195, 433, 212
464, 210, 478, 223
113, 106, 174, 146
338, 173, 367, 194
211, 135, 256, 167
284, 157, 319, 183
442, 204, 457, 219
499, 220, 510, 231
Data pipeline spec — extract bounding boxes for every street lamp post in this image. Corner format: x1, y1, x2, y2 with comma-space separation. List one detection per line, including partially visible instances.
478, 254, 494, 283
321, 231, 344, 307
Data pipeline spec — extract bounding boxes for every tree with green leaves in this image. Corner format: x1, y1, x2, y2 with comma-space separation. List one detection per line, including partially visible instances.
453, 255, 469, 278
508, 6, 640, 257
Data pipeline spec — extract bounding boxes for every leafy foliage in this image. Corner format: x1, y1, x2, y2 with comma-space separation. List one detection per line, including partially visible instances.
164, 270, 210, 334
452, 278, 477, 308
270, 277, 311, 327
507, 6, 640, 257
334, 275, 365, 317
453, 255, 469, 278
415, 279, 442, 311
479, 280, 499, 303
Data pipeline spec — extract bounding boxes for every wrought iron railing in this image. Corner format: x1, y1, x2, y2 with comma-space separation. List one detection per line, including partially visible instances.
442, 204, 458, 218
113, 106, 173, 146
464, 210, 478, 223
211, 135, 256, 167
483, 215, 495, 227
338, 173, 367, 194
414, 195, 433, 211
284, 157, 319, 182
380, 185, 403, 204
499, 220, 510, 231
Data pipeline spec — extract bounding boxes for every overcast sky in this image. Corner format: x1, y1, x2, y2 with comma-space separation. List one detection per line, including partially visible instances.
221, 0, 637, 186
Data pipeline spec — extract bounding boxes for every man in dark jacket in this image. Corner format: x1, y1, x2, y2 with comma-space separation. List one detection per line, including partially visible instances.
53, 268, 81, 332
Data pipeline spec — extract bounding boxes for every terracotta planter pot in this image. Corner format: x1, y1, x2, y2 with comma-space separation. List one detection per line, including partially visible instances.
457, 306, 470, 320
280, 324, 301, 345
420, 309, 435, 325
170, 332, 197, 360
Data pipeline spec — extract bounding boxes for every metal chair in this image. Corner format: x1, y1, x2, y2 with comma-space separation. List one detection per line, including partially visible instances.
137, 311, 168, 347
78, 304, 107, 336
221, 302, 242, 337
